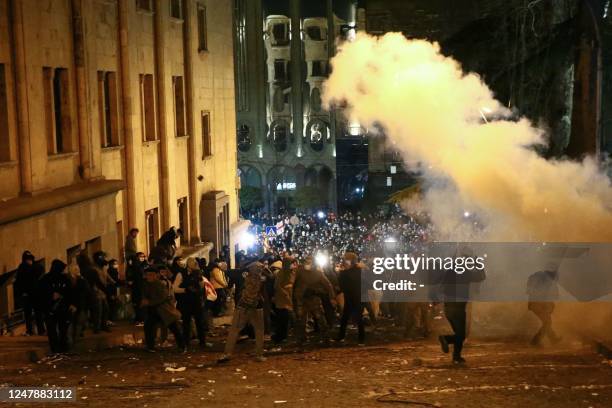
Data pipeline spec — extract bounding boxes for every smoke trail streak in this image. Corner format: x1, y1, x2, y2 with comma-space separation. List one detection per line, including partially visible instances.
324, 33, 612, 242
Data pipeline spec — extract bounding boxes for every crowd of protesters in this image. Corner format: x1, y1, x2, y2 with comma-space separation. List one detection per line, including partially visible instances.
11, 207, 559, 365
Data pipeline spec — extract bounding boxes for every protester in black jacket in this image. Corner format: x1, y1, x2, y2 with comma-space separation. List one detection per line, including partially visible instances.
39, 260, 74, 353
176, 258, 208, 348
337, 252, 365, 344
126, 253, 147, 324
77, 253, 109, 333
14, 251, 45, 336
106, 259, 121, 322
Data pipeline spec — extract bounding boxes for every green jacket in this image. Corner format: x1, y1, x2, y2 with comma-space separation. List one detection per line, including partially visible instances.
142, 279, 180, 325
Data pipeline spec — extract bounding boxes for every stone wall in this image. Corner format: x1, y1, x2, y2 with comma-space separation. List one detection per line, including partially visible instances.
0, 0, 240, 280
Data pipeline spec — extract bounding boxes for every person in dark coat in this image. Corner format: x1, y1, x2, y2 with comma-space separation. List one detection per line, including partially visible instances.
126, 252, 147, 324
175, 258, 208, 348
106, 259, 121, 322
294, 257, 335, 345
39, 260, 74, 353
438, 247, 486, 364
142, 268, 185, 352
527, 266, 561, 346
77, 253, 110, 333
218, 261, 267, 363
272, 257, 297, 344
337, 252, 365, 344
14, 251, 46, 335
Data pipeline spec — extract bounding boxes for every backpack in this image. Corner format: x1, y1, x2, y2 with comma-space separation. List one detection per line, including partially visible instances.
238, 270, 263, 309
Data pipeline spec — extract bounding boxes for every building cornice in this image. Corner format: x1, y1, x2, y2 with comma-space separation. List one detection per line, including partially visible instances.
0, 180, 125, 226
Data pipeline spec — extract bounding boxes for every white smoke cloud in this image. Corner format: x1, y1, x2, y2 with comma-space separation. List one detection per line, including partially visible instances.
324, 33, 612, 242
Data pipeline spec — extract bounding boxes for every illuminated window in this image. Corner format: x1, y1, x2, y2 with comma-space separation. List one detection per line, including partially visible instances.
237, 124, 251, 152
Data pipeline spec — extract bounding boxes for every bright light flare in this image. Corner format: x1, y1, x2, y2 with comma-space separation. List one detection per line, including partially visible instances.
239, 232, 256, 249
315, 252, 328, 268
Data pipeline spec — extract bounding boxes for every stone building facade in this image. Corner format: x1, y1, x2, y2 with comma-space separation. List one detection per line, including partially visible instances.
0, 0, 246, 312
234, 0, 357, 215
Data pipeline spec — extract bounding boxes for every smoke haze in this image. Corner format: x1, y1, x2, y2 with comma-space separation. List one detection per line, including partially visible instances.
324, 33, 612, 243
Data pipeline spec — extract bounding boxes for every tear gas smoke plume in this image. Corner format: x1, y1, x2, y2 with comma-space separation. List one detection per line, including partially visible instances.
324, 33, 612, 242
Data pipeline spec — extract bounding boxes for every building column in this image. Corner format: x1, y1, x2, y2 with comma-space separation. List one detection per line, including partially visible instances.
326, 0, 337, 147
71, 0, 94, 181
154, 0, 172, 231
118, 0, 136, 234
290, 0, 303, 152
183, 0, 201, 244
9, 0, 33, 195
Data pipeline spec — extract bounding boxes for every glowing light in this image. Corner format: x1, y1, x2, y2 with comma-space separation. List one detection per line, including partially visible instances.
384, 237, 397, 243
463, 211, 471, 218
317, 211, 326, 220
315, 252, 328, 267
239, 232, 256, 249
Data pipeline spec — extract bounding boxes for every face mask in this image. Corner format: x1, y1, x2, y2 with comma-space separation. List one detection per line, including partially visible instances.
304, 264, 312, 270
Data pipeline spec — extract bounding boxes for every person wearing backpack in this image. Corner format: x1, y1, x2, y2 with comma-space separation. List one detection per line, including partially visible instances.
218, 261, 268, 363
175, 258, 208, 349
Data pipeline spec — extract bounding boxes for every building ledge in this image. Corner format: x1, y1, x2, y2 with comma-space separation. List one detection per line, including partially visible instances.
101, 145, 125, 153
231, 218, 251, 235
0, 160, 18, 169
0, 179, 125, 226
47, 151, 79, 161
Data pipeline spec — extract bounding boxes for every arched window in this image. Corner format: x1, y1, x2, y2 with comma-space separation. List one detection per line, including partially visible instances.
306, 119, 328, 152
237, 124, 252, 152
271, 122, 288, 152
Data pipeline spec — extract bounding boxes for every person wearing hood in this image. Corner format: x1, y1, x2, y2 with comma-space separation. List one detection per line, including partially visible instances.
293, 256, 335, 346
90, 251, 112, 333
210, 260, 229, 317
526, 264, 561, 346
272, 256, 297, 344
106, 259, 121, 322
14, 251, 46, 336
175, 257, 208, 348
127, 252, 148, 324
218, 261, 268, 363
39, 260, 75, 353
142, 267, 185, 352
337, 252, 366, 345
